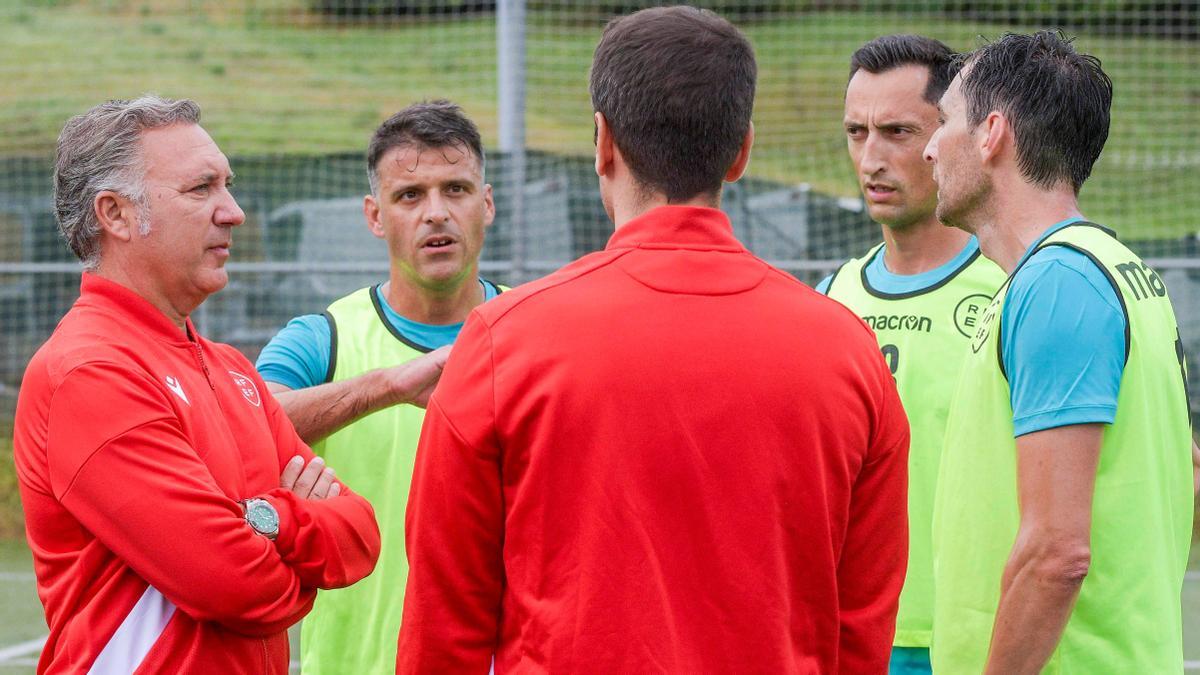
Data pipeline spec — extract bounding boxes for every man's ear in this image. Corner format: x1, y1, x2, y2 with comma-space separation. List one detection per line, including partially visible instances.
364, 193, 385, 239
595, 111, 615, 179
93, 190, 139, 243
482, 183, 496, 228
979, 111, 1009, 166
724, 122, 755, 183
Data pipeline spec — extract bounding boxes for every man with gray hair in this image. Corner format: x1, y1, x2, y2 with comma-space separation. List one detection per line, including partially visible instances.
255, 99, 502, 674
13, 95, 381, 673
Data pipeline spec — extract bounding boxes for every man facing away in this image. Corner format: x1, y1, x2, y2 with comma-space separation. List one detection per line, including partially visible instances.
255, 100, 503, 674
14, 96, 380, 674
925, 31, 1192, 673
397, 7, 910, 673
815, 35, 1005, 674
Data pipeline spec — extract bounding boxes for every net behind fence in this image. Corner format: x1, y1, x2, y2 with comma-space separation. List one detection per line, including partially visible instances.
0, 0, 1198, 433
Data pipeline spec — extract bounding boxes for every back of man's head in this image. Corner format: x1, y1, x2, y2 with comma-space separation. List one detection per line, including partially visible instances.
367, 100, 485, 196
589, 6, 756, 203
54, 95, 200, 269
849, 34, 954, 103
959, 30, 1112, 194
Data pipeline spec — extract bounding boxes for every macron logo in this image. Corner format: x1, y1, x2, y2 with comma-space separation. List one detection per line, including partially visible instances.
164, 376, 189, 405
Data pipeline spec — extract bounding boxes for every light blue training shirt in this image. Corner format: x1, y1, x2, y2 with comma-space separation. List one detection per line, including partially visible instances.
256, 279, 501, 391
1001, 217, 1125, 436
816, 221, 1125, 437
814, 235, 981, 296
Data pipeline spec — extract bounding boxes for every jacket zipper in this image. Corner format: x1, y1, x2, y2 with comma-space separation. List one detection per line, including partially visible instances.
192, 341, 216, 390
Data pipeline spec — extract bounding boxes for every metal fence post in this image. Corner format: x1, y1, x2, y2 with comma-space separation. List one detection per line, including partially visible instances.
497, 0, 527, 282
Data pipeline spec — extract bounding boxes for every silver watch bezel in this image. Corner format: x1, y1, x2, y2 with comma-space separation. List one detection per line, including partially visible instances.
244, 498, 279, 540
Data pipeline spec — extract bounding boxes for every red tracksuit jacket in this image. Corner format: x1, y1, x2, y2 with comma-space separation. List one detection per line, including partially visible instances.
399, 206, 909, 674
14, 274, 381, 674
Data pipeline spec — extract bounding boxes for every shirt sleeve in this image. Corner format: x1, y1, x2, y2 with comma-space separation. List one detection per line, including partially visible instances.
398, 312, 503, 673
814, 274, 833, 295
837, 345, 910, 673
253, 365, 382, 591
1002, 250, 1127, 437
47, 362, 317, 637
255, 314, 332, 390
48, 360, 380, 637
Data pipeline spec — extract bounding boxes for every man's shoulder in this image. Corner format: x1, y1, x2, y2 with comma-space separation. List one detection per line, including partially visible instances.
1013, 247, 1121, 311
27, 311, 144, 385
325, 285, 376, 314
732, 254, 888, 350
819, 244, 881, 296
471, 249, 630, 327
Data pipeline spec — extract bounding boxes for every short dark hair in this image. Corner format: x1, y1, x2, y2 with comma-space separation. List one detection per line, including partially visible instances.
958, 31, 1112, 194
589, 6, 756, 202
849, 34, 955, 104
366, 100, 485, 194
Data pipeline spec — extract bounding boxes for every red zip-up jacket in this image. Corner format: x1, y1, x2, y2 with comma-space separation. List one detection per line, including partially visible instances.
398, 206, 909, 674
14, 274, 381, 674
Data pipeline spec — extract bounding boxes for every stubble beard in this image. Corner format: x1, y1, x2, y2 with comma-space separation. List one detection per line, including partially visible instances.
935, 169, 990, 234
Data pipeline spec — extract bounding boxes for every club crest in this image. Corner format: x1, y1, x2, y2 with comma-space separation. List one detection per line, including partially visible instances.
229, 370, 262, 407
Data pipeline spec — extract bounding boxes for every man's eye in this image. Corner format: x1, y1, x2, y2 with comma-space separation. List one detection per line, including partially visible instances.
846, 127, 864, 138
192, 184, 210, 193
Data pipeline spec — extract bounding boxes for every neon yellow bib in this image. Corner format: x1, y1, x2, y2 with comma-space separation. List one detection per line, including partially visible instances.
932, 224, 1192, 673
826, 242, 1004, 648
300, 283, 505, 675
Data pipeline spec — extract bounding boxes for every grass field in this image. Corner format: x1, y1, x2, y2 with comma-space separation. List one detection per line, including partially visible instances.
0, 2, 1196, 238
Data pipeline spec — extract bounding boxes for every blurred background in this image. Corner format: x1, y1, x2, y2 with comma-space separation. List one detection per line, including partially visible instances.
0, 0, 1197, 670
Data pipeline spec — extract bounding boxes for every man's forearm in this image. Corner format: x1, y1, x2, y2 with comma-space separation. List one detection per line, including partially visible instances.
984, 537, 1087, 674
272, 370, 396, 444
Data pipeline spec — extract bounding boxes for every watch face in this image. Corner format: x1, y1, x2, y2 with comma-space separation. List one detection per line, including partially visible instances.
247, 500, 279, 534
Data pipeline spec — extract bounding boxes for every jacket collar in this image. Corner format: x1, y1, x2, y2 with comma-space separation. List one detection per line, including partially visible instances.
78, 273, 201, 345
605, 206, 745, 252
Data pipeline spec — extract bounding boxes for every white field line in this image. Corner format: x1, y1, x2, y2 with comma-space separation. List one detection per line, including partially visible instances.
0, 636, 45, 663
1186, 661, 1200, 671
0, 573, 35, 582
1187, 571, 1200, 581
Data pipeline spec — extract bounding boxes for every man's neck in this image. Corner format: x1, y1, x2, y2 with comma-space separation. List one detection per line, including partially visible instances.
93, 261, 193, 334
974, 183, 1083, 274
383, 271, 483, 326
612, 191, 719, 230
880, 217, 971, 276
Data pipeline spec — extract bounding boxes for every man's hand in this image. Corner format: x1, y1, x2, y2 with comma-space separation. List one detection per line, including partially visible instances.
384, 345, 451, 409
280, 454, 341, 499
1192, 439, 1199, 496
267, 345, 453, 444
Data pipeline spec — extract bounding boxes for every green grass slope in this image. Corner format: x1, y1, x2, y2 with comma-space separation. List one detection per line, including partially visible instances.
0, 2, 1195, 238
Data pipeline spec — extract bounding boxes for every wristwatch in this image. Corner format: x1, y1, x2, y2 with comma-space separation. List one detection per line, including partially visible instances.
244, 498, 279, 540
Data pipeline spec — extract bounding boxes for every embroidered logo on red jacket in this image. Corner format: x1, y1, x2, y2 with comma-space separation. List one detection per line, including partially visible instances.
229, 370, 262, 407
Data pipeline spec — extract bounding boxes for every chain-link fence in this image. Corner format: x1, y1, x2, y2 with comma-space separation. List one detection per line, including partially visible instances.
0, 0, 1198, 434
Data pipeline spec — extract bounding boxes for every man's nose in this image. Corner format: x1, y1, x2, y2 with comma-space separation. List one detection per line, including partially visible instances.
423, 191, 450, 224
216, 187, 245, 227
924, 131, 940, 165
860, 134, 888, 176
